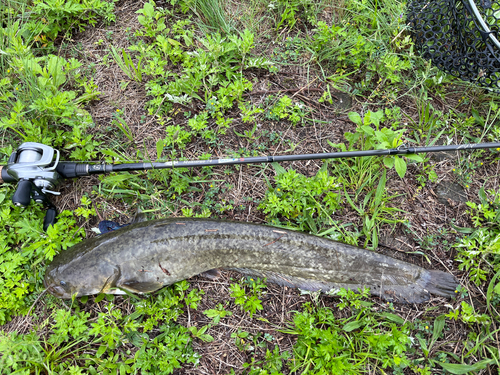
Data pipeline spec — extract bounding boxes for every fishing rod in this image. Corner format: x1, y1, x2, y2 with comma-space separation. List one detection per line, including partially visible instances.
1, 141, 500, 230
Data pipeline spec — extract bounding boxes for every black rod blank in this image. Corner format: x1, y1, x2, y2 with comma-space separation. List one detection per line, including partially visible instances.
78, 142, 500, 176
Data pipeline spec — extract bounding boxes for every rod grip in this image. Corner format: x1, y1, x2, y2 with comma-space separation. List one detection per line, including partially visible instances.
0, 166, 16, 184
56, 163, 89, 178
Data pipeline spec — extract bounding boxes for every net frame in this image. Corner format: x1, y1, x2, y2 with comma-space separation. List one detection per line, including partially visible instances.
407, 0, 500, 90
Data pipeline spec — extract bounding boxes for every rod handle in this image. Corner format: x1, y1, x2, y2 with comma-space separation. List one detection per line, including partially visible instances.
56, 163, 90, 178
0, 166, 16, 184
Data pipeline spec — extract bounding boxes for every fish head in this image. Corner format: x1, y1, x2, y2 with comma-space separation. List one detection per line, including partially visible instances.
44, 256, 122, 299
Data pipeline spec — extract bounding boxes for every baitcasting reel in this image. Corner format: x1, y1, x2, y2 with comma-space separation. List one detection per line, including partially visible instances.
0, 142, 105, 230
0, 143, 63, 231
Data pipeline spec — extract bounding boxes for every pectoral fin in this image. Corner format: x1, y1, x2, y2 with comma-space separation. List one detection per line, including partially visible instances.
100, 266, 122, 294
199, 268, 221, 280
118, 280, 164, 293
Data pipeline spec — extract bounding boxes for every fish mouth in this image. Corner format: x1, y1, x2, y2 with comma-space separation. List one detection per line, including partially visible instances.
45, 284, 72, 299
44, 275, 72, 299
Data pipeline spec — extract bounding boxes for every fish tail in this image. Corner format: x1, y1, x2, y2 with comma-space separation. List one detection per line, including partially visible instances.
375, 270, 459, 304
421, 270, 458, 298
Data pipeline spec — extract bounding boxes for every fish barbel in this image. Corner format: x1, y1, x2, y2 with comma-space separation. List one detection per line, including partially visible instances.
44, 218, 458, 303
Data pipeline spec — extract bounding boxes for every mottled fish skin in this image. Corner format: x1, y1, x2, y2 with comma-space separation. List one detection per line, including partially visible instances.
44, 218, 458, 303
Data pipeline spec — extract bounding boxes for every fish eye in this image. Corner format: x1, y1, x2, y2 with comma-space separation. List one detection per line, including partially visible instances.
60, 281, 66, 286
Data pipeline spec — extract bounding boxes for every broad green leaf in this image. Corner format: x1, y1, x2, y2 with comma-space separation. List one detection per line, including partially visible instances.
374, 169, 386, 207
96, 344, 107, 358
95, 293, 105, 303
471, 108, 485, 126
450, 221, 474, 234
394, 155, 407, 178
371, 228, 378, 249
479, 186, 488, 205
360, 125, 375, 136
438, 359, 494, 374
348, 112, 362, 126
431, 315, 445, 345
383, 157, 395, 168
487, 269, 500, 312
416, 335, 429, 357
156, 139, 164, 160
344, 187, 363, 215
167, 38, 181, 46
379, 312, 405, 324
405, 154, 423, 162
343, 320, 363, 332
494, 283, 500, 294
143, 2, 155, 17
366, 110, 384, 127
374, 131, 389, 145
272, 162, 287, 176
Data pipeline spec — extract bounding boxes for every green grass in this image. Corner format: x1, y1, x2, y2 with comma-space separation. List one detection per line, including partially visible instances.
190, 0, 237, 35
1, 0, 500, 373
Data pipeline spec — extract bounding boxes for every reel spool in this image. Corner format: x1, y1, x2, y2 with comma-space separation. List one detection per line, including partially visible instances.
407, 0, 500, 90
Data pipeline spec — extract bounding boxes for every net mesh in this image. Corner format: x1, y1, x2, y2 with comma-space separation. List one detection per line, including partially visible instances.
407, 0, 500, 90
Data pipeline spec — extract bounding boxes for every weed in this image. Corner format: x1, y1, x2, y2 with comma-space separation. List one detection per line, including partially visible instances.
203, 303, 232, 324
0, 282, 206, 373
259, 163, 341, 233
188, 324, 214, 342
342, 110, 424, 178
187, 0, 237, 35
454, 187, 500, 286
283, 288, 413, 373
135, 0, 169, 38
0, 330, 92, 374
0, 186, 87, 323
242, 345, 291, 374
266, 95, 308, 126
131, 323, 202, 374
229, 277, 266, 317
110, 46, 143, 82
1, 0, 500, 373
89, 305, 139, 349
21, 0, 116, 47
446, 301, 491, 325
231, 329, 253, 351
270, 35, 304, 63
0, 21, 101, 157
270, 0, 319, 30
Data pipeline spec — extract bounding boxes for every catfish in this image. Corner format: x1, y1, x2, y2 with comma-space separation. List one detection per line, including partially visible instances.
44, 218, 458, 303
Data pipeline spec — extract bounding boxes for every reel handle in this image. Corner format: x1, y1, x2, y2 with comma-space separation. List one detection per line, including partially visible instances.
12, 179, 32, 207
